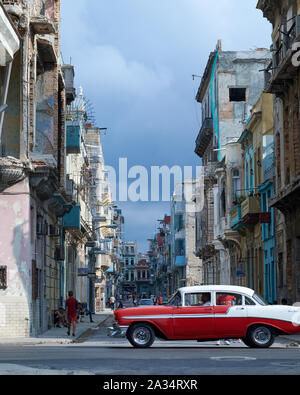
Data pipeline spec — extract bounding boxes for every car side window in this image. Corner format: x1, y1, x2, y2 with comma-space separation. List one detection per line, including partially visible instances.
185, 293, 211, 307
216, 293, 243, 306
245, 296, 256, 305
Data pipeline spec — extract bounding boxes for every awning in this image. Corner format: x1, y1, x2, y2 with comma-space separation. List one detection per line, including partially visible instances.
175, 256, 186, 267
0, 3, 20, 66
106, 264, 114, 273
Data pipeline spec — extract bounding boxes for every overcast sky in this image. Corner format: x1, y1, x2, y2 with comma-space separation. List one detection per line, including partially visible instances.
60, 0, 271, 253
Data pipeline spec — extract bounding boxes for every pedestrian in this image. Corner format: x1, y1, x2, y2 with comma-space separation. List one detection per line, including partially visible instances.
84, 303, 94, 323
157, 295, 163, 305
66, 291, 78, 337
110, 295, 116, 310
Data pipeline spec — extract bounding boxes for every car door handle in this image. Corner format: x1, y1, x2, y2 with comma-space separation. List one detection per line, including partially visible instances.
204, 308, 214, 312
236, 307, 245, 310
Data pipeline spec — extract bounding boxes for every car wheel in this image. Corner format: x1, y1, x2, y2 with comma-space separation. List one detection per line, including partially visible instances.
246, 325, 275, 348
127, 323, 155, 348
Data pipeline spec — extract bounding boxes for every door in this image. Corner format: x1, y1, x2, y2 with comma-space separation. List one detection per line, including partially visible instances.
172, 292, 214, 339
214, 292, 248, 338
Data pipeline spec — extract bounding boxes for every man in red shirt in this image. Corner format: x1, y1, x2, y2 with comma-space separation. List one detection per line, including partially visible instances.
66, 291, 78, 336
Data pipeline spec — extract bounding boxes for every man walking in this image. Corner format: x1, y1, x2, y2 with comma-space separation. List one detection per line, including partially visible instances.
66, 291, 78, 337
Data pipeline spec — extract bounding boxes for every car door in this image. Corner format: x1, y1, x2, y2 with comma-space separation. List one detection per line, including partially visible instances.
172, 292, 215, 339
214, 292, 248, 338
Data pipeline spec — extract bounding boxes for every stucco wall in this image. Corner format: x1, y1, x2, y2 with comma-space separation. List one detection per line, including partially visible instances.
0, 180, 31, 337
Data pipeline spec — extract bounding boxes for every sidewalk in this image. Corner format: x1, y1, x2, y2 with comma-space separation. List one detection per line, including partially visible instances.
0, 310, 113, 346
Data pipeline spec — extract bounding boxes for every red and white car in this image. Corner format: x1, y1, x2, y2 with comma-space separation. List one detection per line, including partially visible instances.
108, 285, 300, 348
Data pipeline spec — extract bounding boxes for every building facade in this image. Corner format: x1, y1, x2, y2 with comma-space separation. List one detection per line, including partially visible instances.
0, 0, 116, 337
194, 40, 271, 289
257, 0, 300, 303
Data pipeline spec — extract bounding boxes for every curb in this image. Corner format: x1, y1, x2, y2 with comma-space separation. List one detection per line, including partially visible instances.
0, 314, 112, 346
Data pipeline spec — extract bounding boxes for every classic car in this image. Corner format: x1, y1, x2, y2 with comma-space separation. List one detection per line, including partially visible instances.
108, 285, 300, 348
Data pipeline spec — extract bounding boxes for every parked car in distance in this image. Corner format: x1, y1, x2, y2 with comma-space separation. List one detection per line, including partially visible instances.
108, 285, 300, 348
138, 299, 154, 306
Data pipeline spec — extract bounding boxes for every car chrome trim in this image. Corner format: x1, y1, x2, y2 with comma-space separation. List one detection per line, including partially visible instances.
107, 324, 129, 338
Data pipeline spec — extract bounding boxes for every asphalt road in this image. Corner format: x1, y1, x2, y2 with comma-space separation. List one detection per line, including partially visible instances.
1, 316, 300, 376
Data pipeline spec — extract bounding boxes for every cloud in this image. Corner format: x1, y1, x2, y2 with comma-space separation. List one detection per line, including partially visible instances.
78, 45, 173, 100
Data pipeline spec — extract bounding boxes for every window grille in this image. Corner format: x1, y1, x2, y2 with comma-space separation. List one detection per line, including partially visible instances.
0, 266, 7, 290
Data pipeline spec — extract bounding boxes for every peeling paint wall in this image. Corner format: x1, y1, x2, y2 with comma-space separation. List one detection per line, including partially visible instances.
0, 180, 31, 338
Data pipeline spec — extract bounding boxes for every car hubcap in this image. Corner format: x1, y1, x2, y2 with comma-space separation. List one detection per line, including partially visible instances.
253, 327, 271, 345
133, 327, 151, 345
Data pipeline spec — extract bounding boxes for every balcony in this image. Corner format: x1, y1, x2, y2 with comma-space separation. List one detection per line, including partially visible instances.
230, 204, 242, 230
241, 196, 261, 225
175, 229, 185, 240
2, 0, 23, 19
63, 204, 81, 230
195, 118, 213, 158
66, 124, 81, 154
174, 255, 186, 268
174, 200, 185, 215
264, 17, 300, 94
0, 2, 20, 66
62, 64, 76, 105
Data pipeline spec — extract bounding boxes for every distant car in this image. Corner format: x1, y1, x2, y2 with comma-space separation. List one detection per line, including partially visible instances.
138, 299, 154, 306
108, 285, 300, 348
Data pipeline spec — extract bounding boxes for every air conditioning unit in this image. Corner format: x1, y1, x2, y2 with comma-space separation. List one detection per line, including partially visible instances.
55, 246, 65, 261
49, 225, 60, 237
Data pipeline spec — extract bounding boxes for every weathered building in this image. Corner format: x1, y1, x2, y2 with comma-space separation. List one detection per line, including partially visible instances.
171, 180, 203, 291
0, 0, 115, 337
257, 0, 300, 303
194, 40, 271, 287
231, 93, 275, 299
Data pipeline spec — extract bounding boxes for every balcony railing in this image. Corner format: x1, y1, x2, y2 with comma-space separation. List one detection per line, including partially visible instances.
195, 118, 213, 158
241, 196, 261, 225
230, 204, 242, 230
264, 17, 300, 93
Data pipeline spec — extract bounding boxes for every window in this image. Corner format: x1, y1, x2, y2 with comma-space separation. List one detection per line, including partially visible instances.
253, 293, 268, 306
232, 169, 241, 201
216, 293, 243, 306
245, 296, 256, 306
185, 292, 211, 307
229, 88, 246, 102
0, 266, 7, 290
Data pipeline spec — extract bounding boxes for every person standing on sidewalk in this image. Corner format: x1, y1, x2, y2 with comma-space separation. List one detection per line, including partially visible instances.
110, 295, 116, 310
66, 291, 78, 337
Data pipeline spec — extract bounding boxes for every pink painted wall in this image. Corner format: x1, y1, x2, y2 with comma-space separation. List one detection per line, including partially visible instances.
0, 180, 32, 299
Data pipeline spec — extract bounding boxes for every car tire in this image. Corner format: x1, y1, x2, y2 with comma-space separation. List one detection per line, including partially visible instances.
127, 323, 155, 348
245, 325, 275, 348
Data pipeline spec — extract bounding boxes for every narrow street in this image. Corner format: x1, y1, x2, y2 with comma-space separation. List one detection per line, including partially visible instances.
1, 317, 300, 376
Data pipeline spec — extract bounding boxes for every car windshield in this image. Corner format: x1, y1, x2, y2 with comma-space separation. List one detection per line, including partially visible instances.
253, 293, 268, 306
168, 291, 182, 306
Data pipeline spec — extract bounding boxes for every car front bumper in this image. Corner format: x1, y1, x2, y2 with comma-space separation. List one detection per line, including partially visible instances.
107, 323, 129, 338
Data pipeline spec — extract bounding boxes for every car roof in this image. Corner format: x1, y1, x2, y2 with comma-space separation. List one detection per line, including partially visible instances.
179, 285, 255, 297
